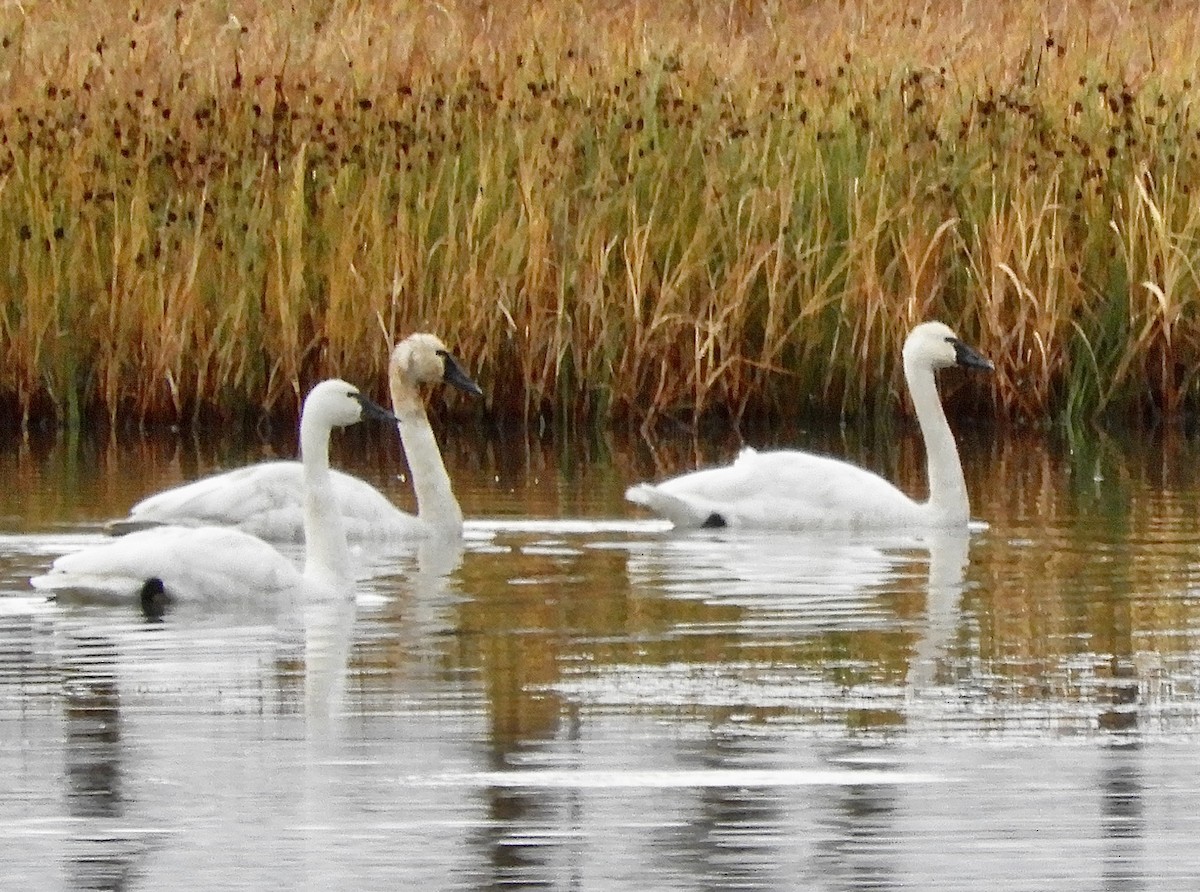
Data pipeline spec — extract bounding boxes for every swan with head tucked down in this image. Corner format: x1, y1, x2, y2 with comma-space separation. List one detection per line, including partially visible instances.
625, 321, 993, 530
109, 333, 482, 542
30, 379, 396, 606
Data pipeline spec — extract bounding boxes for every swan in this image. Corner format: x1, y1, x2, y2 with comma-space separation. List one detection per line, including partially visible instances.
109, 333, 483, 542
30, 379, 397, 606
624, 321, 993, 530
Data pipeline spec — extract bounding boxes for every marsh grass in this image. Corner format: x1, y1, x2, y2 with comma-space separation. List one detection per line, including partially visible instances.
2, 1, 1200, 429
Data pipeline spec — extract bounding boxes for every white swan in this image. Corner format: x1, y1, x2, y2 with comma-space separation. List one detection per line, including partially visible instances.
30, 379, 396, 606
109, 333, 482, 542
625, 321, 993, 530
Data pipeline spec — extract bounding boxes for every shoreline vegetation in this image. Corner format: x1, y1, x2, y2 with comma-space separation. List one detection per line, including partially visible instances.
2, 1, 1199, 431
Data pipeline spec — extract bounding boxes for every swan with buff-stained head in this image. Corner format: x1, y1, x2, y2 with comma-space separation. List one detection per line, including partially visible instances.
31, 379, 396, 606
625, 321, 993, 530
109, 333, 482, 542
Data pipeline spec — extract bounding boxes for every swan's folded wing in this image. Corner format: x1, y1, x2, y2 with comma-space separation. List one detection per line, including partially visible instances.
627, 449, 919, 529
625, 453, 780, 528
328, 471, 427, 540
31, 526, 304, 602
733, 449, 911, 502
115, 462, 419, 541
117, 462, 306, 535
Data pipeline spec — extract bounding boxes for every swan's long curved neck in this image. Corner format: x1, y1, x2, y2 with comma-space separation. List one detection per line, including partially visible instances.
300, 413, 352, 588
391, 377, 463, 534
905, 358, 969, 525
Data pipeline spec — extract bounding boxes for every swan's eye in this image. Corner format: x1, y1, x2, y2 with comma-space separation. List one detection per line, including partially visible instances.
435, 349, 449, 358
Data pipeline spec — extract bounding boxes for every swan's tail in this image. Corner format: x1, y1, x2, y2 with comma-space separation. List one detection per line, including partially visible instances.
29, 571, 140, 601
625, 484, 709, 528
106, 518, 169, 536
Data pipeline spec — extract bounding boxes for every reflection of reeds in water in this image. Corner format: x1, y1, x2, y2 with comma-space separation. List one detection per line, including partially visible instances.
3, 3, 1200, 427
961, 428, 1200, 729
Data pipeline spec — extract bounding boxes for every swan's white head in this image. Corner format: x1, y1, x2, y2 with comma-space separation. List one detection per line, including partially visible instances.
902, 321, 994, 373
389, 333, 483, 397
304, 378, 397, 430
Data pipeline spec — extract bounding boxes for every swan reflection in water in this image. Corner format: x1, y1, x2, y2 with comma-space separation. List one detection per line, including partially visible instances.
627, 527, 968, 619
303, 595, 358, 732
599, 526, 975, 714
305, 535, 470, 732
905, 531, 971, 695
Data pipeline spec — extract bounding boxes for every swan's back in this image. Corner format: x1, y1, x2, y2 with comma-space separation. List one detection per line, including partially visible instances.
30, 526, 307, 604
626, 448, 927, 530
116, 461, 425, 542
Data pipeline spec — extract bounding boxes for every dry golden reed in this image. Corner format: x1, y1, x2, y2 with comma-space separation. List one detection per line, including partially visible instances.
2, 1, 1200, 429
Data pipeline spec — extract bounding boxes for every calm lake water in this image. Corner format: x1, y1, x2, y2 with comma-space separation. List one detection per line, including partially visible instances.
3, 419, 1200, 890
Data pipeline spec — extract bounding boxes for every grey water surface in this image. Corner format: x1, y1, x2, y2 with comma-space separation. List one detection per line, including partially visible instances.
2, 421, 1200, 890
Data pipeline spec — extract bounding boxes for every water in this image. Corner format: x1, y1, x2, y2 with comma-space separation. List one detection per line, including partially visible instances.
3, 421, 1200, 889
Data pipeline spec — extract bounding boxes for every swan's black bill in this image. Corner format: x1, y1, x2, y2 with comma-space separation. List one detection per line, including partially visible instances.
950, 338, 994, 372
442, 352, 485, 397
353, 392, 399, 423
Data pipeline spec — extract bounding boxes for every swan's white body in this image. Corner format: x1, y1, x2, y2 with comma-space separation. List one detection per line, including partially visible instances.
111, 334, 481, 543
625, 322, 993, 531
115, 462, 426, 542
31, 379, 393, 605
28, 525, 308, 604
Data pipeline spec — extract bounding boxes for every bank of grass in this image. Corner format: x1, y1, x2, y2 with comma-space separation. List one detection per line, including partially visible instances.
2, 0, 1200, 429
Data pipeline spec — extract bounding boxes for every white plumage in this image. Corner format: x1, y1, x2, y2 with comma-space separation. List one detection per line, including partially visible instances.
114, 461, 426, 542
111, 333, 482, 542
30, 525, 306, 605
625, 321, 993, 530
31, 379, 395, 606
